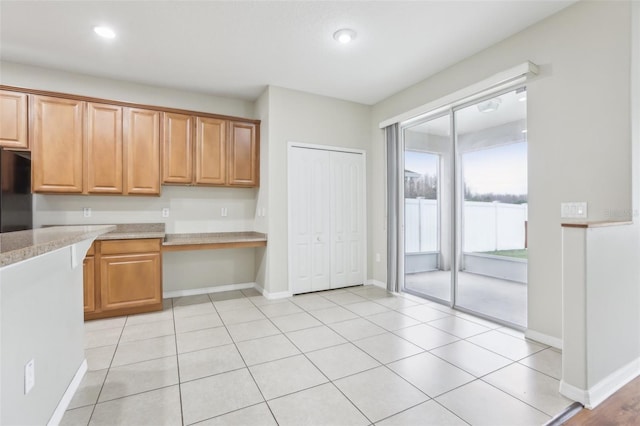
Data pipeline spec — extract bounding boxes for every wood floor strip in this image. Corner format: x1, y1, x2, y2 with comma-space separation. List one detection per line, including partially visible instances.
563, 375, 640, 425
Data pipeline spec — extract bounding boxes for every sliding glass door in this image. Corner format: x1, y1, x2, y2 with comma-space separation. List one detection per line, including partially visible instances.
403, 113, 453, 303
402, 87, 528, 328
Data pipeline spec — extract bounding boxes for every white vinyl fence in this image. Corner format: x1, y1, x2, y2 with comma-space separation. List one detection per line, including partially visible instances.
405, 199, 439, 253
405, 199, 527, 253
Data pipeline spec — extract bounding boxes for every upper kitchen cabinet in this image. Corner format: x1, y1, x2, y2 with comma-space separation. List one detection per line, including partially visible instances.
0, 90, 29, 150
161, 115, 239, 187
31, 95, 84, 193
162, 112, 193, 184
86, 103, 123, 194
228, 121, 259, 187
124, 107, 161, 195
195, 117, 226, 185
4, 85, 259, 193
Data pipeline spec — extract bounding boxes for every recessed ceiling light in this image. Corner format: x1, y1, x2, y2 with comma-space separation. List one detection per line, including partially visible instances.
518, 95, 527, 102
522, 129, 528, 134
94, 26, 116, 39
333, 28, 357, 44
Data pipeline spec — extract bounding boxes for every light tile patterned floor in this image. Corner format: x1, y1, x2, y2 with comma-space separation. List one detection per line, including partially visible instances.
62, 286, 571, 426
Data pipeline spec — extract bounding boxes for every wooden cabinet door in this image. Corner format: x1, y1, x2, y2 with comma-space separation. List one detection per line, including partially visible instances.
0, 90, 28, 150
83, 256, 96, 313
227, 121, 258, 187
31, 95, 84, 193
86, 103, 123, 194
162, 112, 193, 184
195, 117, 226, 185
123, 107, 160, 195
99, 252, 161, 311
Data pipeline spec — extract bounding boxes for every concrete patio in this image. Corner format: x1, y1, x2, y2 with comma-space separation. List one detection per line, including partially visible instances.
404, 271, 527, 328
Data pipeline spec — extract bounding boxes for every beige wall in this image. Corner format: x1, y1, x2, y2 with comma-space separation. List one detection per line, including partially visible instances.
370, 0, 633, 342
0, 61, 254, 118
261, 86, 371, 295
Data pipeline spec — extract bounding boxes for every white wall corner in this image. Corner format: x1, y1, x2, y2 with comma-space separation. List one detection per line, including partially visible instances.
524, 329, 563, 350
47, 359, 87, 426
257, 286, 292, 300
559, 380, 589, 407
366, 279, 387, 289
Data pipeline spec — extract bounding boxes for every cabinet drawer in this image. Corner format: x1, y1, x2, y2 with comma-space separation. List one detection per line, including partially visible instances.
100, 238, 161, 254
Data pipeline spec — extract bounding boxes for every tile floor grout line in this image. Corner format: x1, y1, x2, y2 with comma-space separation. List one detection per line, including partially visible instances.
430, 398, 473, 426
187, 401, 273, 426
478, 376, 558, 419
459, 335, 534, 363
169, 299, 187, 426
226, 317, 279, 425
85, 317, 128, 425
514, 358, 565, 382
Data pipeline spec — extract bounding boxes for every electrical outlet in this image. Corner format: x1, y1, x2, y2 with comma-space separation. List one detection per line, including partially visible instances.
83, 207, 91, 218
24, 359, 35, 394
162, 208, 170, 218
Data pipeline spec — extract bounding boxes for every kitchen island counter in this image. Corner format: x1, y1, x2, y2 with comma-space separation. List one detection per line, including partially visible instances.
1, 224, 114, 425
0, 225, 115, 267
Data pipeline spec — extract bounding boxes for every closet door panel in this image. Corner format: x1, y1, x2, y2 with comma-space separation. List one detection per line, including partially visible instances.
330, 154, 347, 288
290, 148, 311, 294
332, 151, 365, 287
309, 151, 331, 291
290, 147, 331, 294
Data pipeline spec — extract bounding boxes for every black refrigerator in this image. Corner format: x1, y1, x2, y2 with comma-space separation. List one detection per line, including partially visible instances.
0, 148, 33, 232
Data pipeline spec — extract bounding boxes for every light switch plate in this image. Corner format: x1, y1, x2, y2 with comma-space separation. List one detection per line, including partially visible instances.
561, 202, 588, 219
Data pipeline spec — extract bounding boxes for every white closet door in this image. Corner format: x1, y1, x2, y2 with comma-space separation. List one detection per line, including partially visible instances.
290, 147, 331, 294
331, 151, 365, 287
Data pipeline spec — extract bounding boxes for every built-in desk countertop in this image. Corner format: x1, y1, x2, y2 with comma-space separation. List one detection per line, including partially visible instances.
162, 232, 267, 252
38, 224, 267, 252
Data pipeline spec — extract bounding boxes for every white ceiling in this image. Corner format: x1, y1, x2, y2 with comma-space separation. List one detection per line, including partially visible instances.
0, 1, 575, 105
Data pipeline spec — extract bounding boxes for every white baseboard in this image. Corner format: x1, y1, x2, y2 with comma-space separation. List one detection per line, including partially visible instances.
47, 359, 87, 426
163, 282, 255, 299
588, 357, 640, 408
525, 329, 563, 350
366, 279, 386, 289
257, 286, 292, 300
559, 380, 588, 407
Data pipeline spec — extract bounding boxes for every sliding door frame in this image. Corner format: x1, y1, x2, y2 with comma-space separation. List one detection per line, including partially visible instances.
399, 83, 527, 326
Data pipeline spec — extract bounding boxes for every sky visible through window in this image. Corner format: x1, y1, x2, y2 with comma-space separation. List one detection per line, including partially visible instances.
405, 141, 527, 196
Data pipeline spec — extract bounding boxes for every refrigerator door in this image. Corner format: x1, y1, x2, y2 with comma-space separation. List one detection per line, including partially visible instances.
0, 148, 33, 232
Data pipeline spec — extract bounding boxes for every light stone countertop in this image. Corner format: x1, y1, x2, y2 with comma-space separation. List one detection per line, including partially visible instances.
163, 231, 267, 246
95, 223, 166, 240
0, 225, 116, 268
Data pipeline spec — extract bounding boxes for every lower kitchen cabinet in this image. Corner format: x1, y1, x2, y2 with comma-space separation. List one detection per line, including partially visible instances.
84, 238, 163, 320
